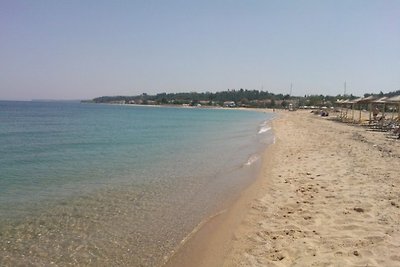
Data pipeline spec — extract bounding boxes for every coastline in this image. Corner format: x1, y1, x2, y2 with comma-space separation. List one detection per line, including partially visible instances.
163, 111, 277, 267
165, 109, 400, 266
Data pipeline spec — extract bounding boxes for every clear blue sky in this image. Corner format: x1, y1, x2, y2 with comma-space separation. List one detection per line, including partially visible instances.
1, 0, 399, 100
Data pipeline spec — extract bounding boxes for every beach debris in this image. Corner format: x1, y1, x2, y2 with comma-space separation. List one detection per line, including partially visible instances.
353, 250, 360, 256
353, 207, 364, 213
391, 201, 399, 208
271, 253, 285, 261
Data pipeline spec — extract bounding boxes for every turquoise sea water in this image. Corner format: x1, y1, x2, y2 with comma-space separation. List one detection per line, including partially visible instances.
0, 101, 274, 266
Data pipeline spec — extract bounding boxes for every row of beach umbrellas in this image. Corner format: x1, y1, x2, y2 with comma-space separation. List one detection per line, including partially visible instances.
336, 95, 400, 123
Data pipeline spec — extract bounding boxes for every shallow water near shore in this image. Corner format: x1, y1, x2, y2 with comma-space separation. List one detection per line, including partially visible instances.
0, 101, 274, 266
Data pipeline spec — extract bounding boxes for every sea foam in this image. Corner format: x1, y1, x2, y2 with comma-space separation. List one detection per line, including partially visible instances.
244, 154, 260, 166
258, 125, 271, 134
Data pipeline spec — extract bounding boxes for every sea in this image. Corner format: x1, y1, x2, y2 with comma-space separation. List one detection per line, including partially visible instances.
0, 101, 274, 266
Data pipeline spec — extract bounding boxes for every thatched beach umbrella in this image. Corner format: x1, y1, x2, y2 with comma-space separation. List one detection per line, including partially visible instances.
371, 97, 389, 121
357, 96, 378, 123
336, 98, 358, 123
350, 97, 363, 123
336, 99, 346, 120
385, 95, 400, 120
338, 99, 352, 122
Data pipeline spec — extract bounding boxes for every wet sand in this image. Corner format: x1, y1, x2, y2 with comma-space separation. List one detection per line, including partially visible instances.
167, 110, 400, 266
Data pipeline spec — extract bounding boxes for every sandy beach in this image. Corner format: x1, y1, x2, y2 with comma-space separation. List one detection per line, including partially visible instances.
222, 110, 400, 266
167, 109, 400, 266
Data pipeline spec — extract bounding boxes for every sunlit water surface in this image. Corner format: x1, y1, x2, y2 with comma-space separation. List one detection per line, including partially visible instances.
0, 101, 274, 266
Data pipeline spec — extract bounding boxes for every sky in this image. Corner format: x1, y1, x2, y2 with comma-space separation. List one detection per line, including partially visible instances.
1, 0, 399, 100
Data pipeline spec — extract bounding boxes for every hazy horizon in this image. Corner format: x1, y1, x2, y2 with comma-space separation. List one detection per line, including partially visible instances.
1, 0, 399, 101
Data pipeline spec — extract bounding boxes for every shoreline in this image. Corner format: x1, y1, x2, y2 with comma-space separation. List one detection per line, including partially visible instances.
163, 115, 278, 267
164, 110, 400, 266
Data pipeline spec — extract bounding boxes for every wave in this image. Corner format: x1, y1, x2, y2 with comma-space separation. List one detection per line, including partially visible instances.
244, 154, 260, 166
258, 126, 271, 134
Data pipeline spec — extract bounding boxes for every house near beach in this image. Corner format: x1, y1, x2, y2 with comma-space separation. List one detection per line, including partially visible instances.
223, 101, 236, 107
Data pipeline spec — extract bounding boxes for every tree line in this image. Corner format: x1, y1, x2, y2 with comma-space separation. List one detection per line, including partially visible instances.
85, 88, 400, 108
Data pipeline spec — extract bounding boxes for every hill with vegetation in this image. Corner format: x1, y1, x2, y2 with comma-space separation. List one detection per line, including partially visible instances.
84, 89, 400, 108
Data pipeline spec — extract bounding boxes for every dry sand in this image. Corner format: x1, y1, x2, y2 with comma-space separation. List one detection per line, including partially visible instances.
165, 110, 400, 267
223, 110, 400, 266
